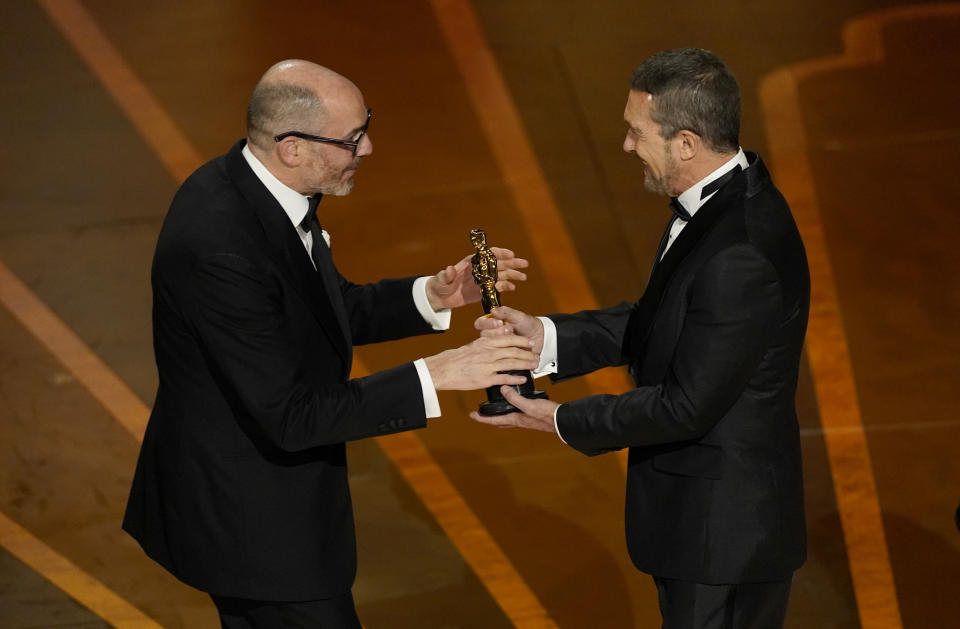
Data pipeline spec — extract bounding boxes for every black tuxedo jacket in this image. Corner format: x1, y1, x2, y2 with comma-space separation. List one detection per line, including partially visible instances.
123, 140, 438, 601
550, 152, 809, 584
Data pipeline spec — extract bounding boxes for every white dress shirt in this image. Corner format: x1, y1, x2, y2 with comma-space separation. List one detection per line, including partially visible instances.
241, 144, 449, 418
538, 148, 750, 441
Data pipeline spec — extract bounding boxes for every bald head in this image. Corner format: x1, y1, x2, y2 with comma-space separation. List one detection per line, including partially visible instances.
246, 60, 361, 151
244, 60, 372, 197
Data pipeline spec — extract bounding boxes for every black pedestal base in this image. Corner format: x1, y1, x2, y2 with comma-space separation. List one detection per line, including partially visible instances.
477, 369, 548, 416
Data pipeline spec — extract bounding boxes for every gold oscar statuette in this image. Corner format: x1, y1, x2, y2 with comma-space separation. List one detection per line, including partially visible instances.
470, 228, 548, 416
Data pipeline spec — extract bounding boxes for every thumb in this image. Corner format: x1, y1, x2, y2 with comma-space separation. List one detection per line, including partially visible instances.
489, 305, 524, 324
439, 264, 457, 285
500, 385, 532, 413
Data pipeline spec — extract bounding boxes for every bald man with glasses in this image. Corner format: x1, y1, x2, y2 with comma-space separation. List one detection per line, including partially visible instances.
122, 59, 537, 629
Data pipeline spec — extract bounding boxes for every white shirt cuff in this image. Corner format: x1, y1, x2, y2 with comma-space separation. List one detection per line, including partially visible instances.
553, 404, 567, 444
413, 276, 451, 331
532, 316, 558, 378
414, 358, 441, 418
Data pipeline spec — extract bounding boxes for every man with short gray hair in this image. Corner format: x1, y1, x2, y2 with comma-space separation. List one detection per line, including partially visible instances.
472, 48, 810, 629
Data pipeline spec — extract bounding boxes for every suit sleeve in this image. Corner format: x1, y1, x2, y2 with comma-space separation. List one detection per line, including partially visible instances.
189, 253, 427, 451
548, 301, 634, 381
557, 244, 783, 456
338, 273, 437, 345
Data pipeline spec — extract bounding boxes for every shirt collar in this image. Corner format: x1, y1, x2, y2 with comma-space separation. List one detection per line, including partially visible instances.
675, 148, 749, 218
241, 143, 312, 230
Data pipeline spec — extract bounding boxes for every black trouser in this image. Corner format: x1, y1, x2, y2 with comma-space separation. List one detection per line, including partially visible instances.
654, 575, 793, 629
210, 590, 361, 629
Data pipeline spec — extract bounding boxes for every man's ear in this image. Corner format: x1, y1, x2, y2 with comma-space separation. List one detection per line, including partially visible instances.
275, 138, 302, 167
675, 130, 702, 161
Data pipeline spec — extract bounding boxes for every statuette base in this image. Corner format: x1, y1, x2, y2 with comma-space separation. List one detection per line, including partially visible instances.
478, 370, 549, 416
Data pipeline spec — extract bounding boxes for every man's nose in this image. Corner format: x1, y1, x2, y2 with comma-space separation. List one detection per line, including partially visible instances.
358, 134, 373, 157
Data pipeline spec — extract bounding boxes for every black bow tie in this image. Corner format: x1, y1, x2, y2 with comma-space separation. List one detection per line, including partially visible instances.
668, 197, 692, 222
300, 194, 323, 232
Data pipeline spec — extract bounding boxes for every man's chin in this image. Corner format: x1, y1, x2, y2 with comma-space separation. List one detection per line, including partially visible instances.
643, 177, 662, 195
323, 179, 355, 197
642, 173, 671, 197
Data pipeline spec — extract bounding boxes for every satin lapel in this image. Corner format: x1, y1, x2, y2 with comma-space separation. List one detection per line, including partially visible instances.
224, 141, 350, 364
310, 228, 353, 368
646, 216, 675, 283
624, 164, 750, 360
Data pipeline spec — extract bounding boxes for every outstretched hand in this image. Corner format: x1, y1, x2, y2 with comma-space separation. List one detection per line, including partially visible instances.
470, 386, 559, 434
425, 247, 529, 311
424, 334, 539, 392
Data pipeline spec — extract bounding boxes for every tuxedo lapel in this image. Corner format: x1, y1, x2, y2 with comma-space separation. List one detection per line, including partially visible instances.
307, 220, 353, 364
225, 141, 351, 365
657, 179, 739, 271
647, 216, 675, 283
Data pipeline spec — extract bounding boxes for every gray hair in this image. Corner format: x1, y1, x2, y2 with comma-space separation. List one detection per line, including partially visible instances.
246, 82, 328, 149
630, 48, 740, 154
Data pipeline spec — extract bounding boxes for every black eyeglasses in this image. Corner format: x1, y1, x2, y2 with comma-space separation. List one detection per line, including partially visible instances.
274, 108, 372, 155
